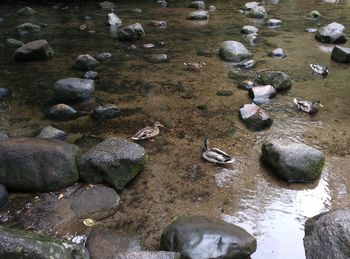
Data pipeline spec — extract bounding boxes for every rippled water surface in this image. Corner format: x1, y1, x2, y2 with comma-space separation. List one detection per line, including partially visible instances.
1, 0, 350, 258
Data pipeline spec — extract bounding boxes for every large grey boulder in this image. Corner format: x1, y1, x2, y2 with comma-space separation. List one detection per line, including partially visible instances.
0, 137, 80, 192
71, 185, 120, 220
240, 103, 273, 130
0, 184, 8, 210
248, 6, 267, 18
187, 10, 209, 20
117, 23, 145, 41
248, 85, 277, 104
17, 7, 36, 16
304, 206, 350, 259
107, 12, 122, 26
315, 22, 347, 44
13, 40, 54, 61
255, 70, 292, 91
86, 225, 144, 258
219, 41, 252, 62
0, 226, 89, 259
15, 23, 40, 35
79, 138, 148, 191
160, 215, 257, 259
73, 54, 100, 71
261, 139, 325, 182
54, 78, 95, 102
331, 45, 350, 63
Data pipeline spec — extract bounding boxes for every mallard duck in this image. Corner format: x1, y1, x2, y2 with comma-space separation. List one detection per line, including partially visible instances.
310, 64, 328, 76
294, 98, 323, 114
202, 137, 235, 164
184, 62, 206, 72
132, 121, 164, 140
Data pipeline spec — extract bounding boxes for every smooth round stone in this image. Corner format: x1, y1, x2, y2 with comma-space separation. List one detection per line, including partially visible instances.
73, 54, 100, 71
17, 7, 36, 16
267, 19, 282, 27
0, 184, 8, 210
36, 126, 67, 140
187, 10, 209, 20
48, 104, 78, 121
269, 48, 286, 58
107, 12, 122, 26
82, 71, 98, 79
331, 45, 350, 63
145, 54, 168, 63
54, 78, 95, 102
241, 25, 259, 34
93, 104, 121, 120
97, 52, 112, 62
219, 41, 252, 62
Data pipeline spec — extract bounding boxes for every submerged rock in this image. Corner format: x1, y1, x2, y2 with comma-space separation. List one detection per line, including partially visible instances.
100, 1, 116, 9
15, 23, 40, 35
36, 126, 67, 140
160, 215, 257, 259
117, 23, 145, 41
187, 10, 209, 20
189, 1, 205, 9
331, 45, 350, 63
86, 225, 145, 258
261, 139, 325, 182
6, 38, 24, 48
239, 103, 273, 130
107, 12, 122, 26
269, 48, 286, 58
304, 206, 350, 259
0, 137, 80, 192
73, 54, 100, 71
248, 85, 277, 104
145, 53, 168, 63
71, 185, 120, 220
315, 22, 347, 44
79, 138, 148, 191
219, 41, 252, 62
0, 226, 89, 258
48, 103, 78, 121
93, 103, 121, 120
17, 7, 36, 16
0, 184, 8, 210
97, 52, 112, 62
241, 25, 259, 34
248, 6, 267, 19
13, 40, 54, 61
217, 90, 233, 96
255, 70, 292, 91
54, 78, 95, 102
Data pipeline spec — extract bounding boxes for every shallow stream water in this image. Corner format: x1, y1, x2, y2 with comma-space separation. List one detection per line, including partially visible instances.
0, 0, 350, 258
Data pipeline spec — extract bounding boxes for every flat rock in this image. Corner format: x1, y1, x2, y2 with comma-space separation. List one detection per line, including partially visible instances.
241, 25, 259, 34
17, 7, 36, 15
86, 225, 145, 258
248, 85, 277, 104
239, 103, 273, 130
36, 126, 67, 140
71, 185, 120, 220
248, 6, 267, 19
219, 41, 252, 62
117, 23, 145, 41
0, 137, 80, 192
304, 205, 350, 259
79, 138, 148, 191
331, 45, 350, 63
0, 184, 8, 210
187, 10, 209, 20
54, 78, 95, 102
48, 103, 78, 121
13, 40, 54, 61
145, 53, 168, 63
0, 226, 89, 258
255, 70, 292, 91
315, 22, 347, 44
160, 215, 257, 259
73, 54, 100, 71
15, 23, 40, 35
93, 103, 121, 120
189, 1, 205, 9
261, 139, 325, 182
107, 12, 122, 26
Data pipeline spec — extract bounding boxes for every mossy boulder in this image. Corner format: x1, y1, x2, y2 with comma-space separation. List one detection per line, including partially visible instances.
160, 215, 257, 259
78, 138, 148, 191
255, 70, 292, 91
261, 139, 325, 183
0, 137, 80, 192
0, 226, 89, 258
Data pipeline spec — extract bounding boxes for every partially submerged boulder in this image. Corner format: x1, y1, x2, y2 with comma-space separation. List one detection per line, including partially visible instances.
261, 139, 325, 182
0, 137, 80, 192
187, 10, 209, 20
117, 23, 145, 41
239, 103, 273, 130
48, 104, 78, 121
160, 215, 257, 258
248, 85, 277, 104
219, 41, 252, 62
54, 78, 95, 102
79, 138, 148, 191
331, 45, 350, 63
255, 70, 292, 91
304, 206, 350, 259
13, 40, 54, 61
73, 54, 100, 71
315, 22, 347, 44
